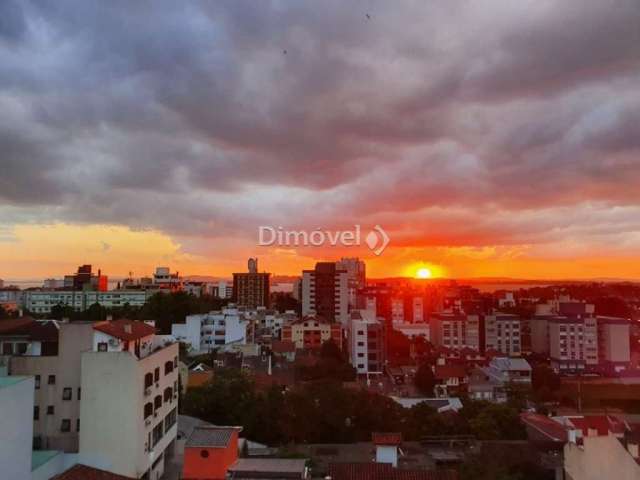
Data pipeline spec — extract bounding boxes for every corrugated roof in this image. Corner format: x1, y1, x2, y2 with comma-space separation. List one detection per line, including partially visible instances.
372, 432, 402, 446
186, 426, 237, 448
520, 413, 568, 442
329, 463, 458, 480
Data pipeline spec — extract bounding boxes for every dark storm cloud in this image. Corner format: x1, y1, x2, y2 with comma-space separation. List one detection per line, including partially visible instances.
1, 0, 640, 250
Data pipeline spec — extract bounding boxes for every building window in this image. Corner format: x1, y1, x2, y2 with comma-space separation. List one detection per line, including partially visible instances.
48, 375, 56, 385
154, 367, 160, 383
152, 422, 163, 447
62, 388, 72, 401
35, 375, 40, 389
164, 407, 177, 431
46, 405, 54, 415
97, 342, 108, 352
144, 402, 153, 419
174, 356, 178, 368
76, 419, 80, 432
163, 387, 173, 402
34, 406, 39, 420
200, 450, 209, 458
164, 361, 173, 375
144, 372, 153, 389
154, 395, 162, 412
77, 388, 81, 400
61, 419, 71, 432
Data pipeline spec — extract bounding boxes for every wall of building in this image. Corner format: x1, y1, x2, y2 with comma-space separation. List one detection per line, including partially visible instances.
10, 322, 94, 453
564, 435, 640, 480
0, 376, 34, 480
79, 343, 179, 478
182, 431, 238, 480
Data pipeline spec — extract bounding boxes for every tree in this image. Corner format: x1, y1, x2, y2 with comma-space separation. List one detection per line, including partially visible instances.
531, 364, 561, 402
414, 363, 436, 396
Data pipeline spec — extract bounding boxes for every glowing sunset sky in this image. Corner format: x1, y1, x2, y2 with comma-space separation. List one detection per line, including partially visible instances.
1, 1, 640, 280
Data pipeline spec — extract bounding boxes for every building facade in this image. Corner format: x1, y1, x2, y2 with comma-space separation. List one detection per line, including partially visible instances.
232, 258, 270, 308
281, 315, 342, 350
484, 314, 522, 356
79, 320, 179, 479
25, 290, 153, 314
348, 310, 386, 375
301, 262, 349, 325
171, 307, 249, 354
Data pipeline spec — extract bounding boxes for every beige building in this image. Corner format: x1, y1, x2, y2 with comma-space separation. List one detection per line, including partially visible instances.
281, 315, 343, 350
564, 434, 640, 480
430, 313, 480, 351
549, 316, 598, 373
79, 319, 179, 479
8, 321, 94, 452
597, 316, 631, 370
484, 314, 521, 356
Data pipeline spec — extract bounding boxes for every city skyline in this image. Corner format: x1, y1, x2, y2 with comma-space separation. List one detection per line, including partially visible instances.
2, 1, 640, 280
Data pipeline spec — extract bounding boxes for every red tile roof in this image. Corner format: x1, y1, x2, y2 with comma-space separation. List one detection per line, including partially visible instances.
520, 413, 568, 442
568, 415, 626, 437
0, 317, 36, 334
372, 432, 402, 446
52, 464, 135, 480
434, 365, 467, 380
93, 319, 155, 341
329, 463, 458, 480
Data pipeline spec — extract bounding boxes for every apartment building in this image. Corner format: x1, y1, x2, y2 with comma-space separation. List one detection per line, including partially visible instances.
153, 266, 183, 291
79, 319, 179, 479
5, 320, 94, 452
232, 258, 270, 308
484, 314, 522, 356
549, 316, 599, 373
171, 307, 249, 354
348, 310, 386, 375
430, 313, 481, 351
24, 290, 153, 314
281, 315, 343, 350
335, 257, 366, 308
302, 262, 349, 325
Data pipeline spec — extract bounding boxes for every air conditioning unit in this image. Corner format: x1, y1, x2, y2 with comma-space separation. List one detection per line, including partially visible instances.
153, 412, 158, 418
144, 388, 151, 396
108, 338, 119, 347
155, 382, 159, 388
145, 419, 151, 426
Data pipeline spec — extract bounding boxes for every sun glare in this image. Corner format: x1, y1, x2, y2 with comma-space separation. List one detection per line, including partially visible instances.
416, 267, 432, 279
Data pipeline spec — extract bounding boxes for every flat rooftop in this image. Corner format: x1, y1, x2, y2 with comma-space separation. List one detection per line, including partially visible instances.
0, 375, 30, 388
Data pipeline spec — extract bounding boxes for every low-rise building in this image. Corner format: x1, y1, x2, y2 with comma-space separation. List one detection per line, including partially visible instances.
24, 290, 152, 314
172, 307, 249, 354
282, 315, 342, 351
182, 426, 240, 480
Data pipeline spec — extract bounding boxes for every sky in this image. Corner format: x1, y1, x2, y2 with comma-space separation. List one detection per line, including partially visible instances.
1, 0, 640, 281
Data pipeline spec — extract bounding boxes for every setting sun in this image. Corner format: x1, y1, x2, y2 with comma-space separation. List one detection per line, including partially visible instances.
416, 267, 432, 279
